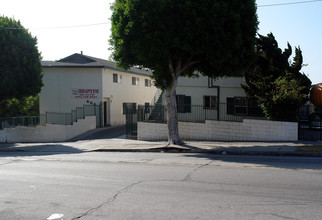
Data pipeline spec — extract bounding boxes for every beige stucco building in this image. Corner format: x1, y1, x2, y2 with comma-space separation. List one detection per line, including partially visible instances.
40, 53, 158, 126
159, 74, 249, 122
176, 75, 246, 106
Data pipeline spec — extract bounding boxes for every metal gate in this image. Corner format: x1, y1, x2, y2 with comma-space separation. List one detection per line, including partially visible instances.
125, 112, 137, 139
124, 104, 152, 139
124, 103, 138, 139
298, 105, 322, 141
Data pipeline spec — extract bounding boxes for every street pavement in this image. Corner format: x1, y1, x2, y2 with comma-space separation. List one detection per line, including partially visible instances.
0, 125, 322, 157
1, 152, 322, 219
1, 126, 322, 219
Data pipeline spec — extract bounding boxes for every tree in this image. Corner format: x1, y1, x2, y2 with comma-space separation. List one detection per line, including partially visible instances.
0, 16, 43, 109
242, 33, 311, 121
0, 96, 39, 117
110, 0, 258, 145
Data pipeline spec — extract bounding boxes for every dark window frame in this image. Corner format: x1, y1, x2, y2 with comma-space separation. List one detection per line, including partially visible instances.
234, 97, 248, 115
113, 73, 118, 83
176, 95, 191, 113
226, 97, 262, 116
145, 79, 151, 87
132, 77, 139, 86
203, 96, 218, 110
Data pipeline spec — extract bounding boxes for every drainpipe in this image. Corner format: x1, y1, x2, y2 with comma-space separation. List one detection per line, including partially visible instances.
217, 86, 220, 120
208, 77, 220, 120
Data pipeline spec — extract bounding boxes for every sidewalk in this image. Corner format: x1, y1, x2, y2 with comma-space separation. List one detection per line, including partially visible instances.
1, 134, 322, 156
77, 138, 322, 157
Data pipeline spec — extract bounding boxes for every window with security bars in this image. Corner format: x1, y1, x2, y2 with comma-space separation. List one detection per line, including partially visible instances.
234, 97, 248, 115
227, 97, 262, 116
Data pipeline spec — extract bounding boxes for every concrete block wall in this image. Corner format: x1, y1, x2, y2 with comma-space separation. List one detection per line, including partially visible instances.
138, 119, 298, 141
0, 116, 96, 143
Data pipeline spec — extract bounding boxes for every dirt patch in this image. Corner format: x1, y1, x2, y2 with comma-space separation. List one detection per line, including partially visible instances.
297, 145, 322, 152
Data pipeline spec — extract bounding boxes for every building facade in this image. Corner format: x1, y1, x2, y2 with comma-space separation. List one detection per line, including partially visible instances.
40, 53, 158, 126
159, 75, 251, 122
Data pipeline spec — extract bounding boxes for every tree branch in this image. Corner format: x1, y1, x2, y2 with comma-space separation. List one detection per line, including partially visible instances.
175, 58, 182, 77
169, 57, 200, 80
168, 59, 176, 81
179, 56, 200, 76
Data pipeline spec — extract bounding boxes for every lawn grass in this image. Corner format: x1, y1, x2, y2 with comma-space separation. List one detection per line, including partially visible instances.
297, 145, 322, 152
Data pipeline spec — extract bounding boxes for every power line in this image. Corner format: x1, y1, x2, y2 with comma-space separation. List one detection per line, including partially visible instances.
0, 22, 108, 30
258, 0, 322, 7
2, 1, 322, 30
33, 22, 108, 30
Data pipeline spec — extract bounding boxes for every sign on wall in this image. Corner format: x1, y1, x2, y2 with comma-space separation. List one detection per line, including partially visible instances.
72, 89, 100, 99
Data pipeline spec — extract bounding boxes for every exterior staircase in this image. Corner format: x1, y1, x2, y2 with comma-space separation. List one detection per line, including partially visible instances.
148, 91, 165, 122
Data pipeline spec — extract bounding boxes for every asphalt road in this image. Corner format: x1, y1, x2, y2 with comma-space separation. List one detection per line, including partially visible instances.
0, 152, 322, 220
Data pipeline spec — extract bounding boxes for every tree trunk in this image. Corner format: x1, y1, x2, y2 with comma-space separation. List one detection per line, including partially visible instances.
165, 78, 184, 145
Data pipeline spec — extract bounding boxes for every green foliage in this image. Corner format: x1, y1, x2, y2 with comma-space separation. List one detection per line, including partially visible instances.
0, 16, 43, 104
110, 0, 258, 144
110, 0, 258, 90
242, 33, 312, 121
0, 96, 39, 117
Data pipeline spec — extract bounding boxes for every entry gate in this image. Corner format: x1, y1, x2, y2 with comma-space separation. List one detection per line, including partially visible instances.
124, 104, 150, 139
298, 105, 322, 141
125, 111, 137, 139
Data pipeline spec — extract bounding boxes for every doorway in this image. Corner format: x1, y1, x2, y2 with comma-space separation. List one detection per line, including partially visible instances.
103, 98, 111, 126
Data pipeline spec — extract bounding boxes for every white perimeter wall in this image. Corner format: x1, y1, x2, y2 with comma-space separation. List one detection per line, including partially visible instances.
0, 116, 96, 143
138, 119, 298, 141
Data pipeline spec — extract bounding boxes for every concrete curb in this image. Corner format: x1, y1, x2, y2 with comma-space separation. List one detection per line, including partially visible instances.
1, 137, 322, 157
1, 146, 322, 157
90, 146, 322, 157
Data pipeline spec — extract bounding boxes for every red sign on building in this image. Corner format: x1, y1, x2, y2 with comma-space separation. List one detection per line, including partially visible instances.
72, 89, 100, 99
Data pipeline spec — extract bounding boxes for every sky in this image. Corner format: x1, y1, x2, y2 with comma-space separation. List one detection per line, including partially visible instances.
1, 0, 321, 84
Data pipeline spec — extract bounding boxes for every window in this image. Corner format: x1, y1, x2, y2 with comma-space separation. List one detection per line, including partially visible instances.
145, 79, 151, 87
227, 97, 248, 115
132, 77, 139, 85
234, 97, 248, 115
226, 97, 262, 116
113, 74, 118, 83
176, 95, 191, 113
203, 96, 217, 109
113, 73, 122, 83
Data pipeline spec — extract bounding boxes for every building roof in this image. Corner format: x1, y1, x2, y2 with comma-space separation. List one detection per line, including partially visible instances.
41, 53, 152, 76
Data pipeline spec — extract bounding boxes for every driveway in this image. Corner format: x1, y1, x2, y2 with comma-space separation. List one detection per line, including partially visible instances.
72, 125, 126, 141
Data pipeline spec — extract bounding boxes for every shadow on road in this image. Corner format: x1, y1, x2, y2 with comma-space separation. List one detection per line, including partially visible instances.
0, 144, 84, 157
183, 152, 322, 170
0, 125, 127, 157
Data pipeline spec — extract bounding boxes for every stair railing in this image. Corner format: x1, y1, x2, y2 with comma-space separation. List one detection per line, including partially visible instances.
150, 89, 163, 106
